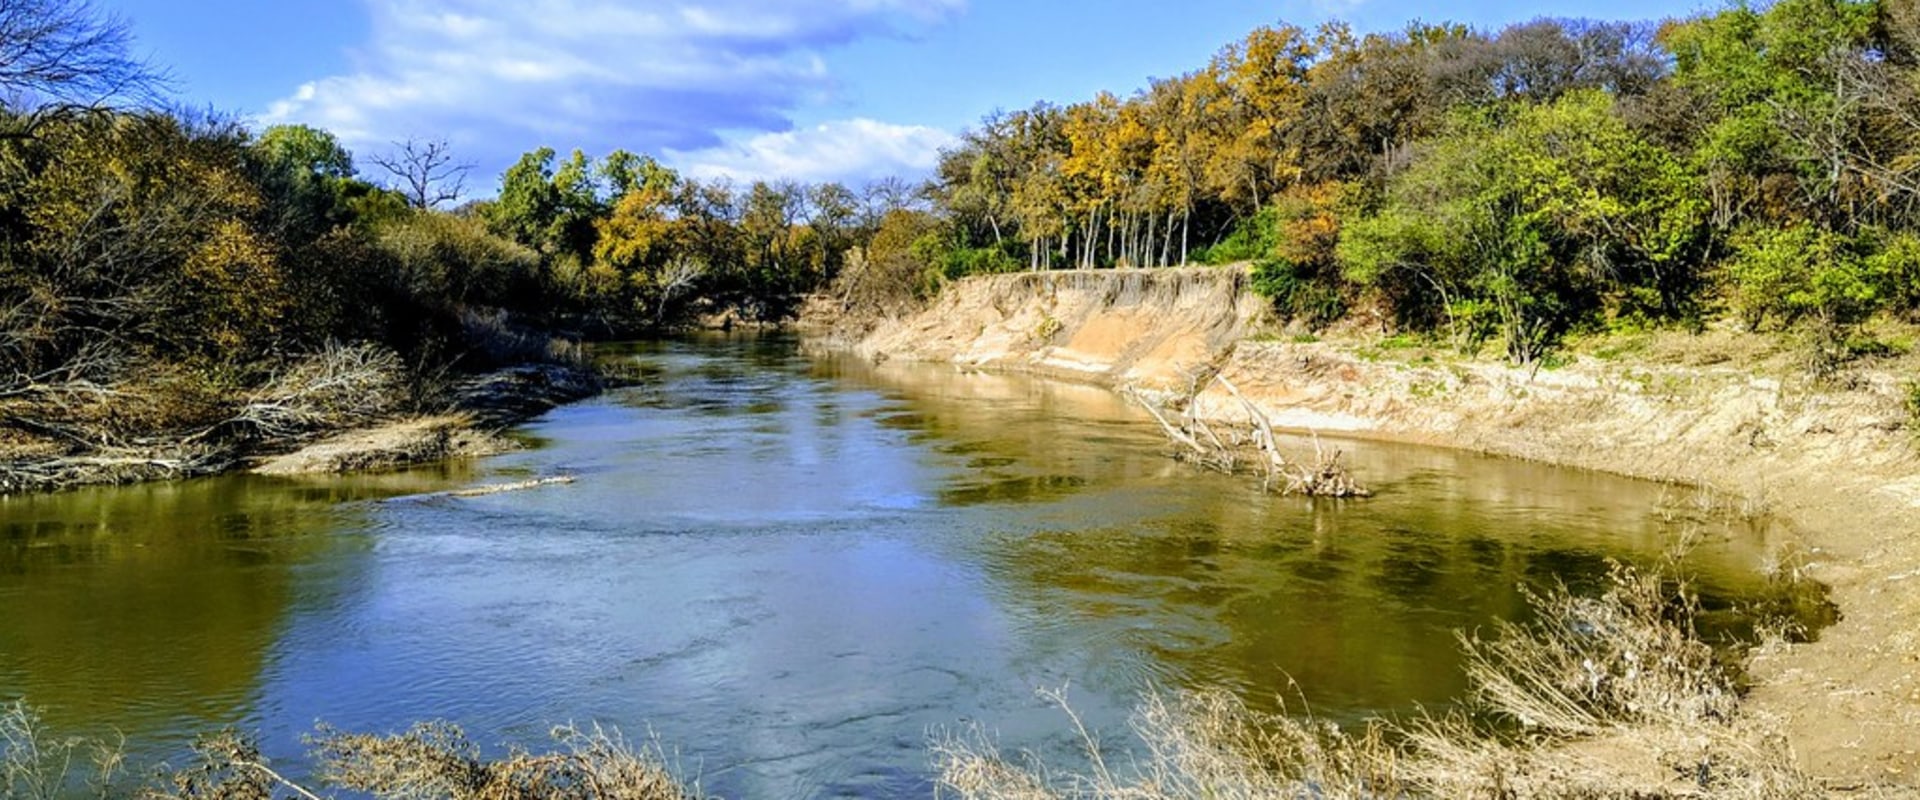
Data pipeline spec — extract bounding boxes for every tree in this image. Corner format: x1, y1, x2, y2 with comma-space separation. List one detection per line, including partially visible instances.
1, 111, 289, 412
253, 124, 352, 179
486, 147, 559, 249
1664, 0, 1880, 228
368, 137, 471, 209
1203, 24, 1316, 216
1340, 91, 1708, 362
0, 0, 162, 112
248, 123, 361, 241
594, 161, 691, 324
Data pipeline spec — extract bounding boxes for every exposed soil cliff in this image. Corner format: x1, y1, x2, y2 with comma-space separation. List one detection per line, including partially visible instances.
859, 266, 1920, 790
858, 267, 1270, 390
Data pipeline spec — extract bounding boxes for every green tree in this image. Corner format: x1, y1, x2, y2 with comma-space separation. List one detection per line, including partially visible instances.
1341, 91, 1708, 362
248, 123, 357, 241
486, 147, 560, 251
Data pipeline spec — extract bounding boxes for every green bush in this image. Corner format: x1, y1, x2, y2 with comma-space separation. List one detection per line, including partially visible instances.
936, 244, 1022, 280
1726, 224, 1885, 332
1192, 208, 1278, 265
1250, 259, 1347, 327
1866, 229, 1920, 319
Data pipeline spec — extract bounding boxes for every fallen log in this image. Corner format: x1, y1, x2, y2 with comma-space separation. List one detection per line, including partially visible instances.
1131, 375, 1371, 498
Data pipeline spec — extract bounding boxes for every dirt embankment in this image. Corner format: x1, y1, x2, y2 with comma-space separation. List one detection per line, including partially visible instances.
858, 267, 1270, 390
861, 266, 1920, 789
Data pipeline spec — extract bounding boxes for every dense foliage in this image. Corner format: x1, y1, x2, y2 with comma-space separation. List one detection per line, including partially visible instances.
8, 0, 1920, 447
0, 1, 932, 447
922, 0, 1920, 362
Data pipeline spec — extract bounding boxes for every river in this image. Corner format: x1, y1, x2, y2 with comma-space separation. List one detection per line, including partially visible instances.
0, 334, 1808, 797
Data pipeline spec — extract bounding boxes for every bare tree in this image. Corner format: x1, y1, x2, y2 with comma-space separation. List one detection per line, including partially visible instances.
0, 0, 163, 109
368, 137, 472, 209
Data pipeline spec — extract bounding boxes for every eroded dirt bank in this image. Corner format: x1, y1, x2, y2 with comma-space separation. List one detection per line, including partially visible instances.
858, 267, 1270, 389
857, 267, 1920, 789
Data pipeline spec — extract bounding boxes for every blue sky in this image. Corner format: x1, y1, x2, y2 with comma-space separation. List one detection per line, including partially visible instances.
97, 0, 1720, 191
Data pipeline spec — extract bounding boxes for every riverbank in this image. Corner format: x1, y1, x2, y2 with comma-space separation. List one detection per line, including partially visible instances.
0, 361, 611, 494
851, 266, 1920, 790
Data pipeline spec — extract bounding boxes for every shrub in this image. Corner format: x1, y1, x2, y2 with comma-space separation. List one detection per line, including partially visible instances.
1250, 259, 1347, 328
1725, 224, 1884, 333
373, 212, 542, 310
1192, 208, 1278, 266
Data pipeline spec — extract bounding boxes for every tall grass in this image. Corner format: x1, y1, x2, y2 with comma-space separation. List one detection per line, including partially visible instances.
1, 701, 124, 800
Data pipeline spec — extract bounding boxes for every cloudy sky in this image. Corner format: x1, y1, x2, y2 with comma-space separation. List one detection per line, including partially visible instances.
99, 0, 1716, 191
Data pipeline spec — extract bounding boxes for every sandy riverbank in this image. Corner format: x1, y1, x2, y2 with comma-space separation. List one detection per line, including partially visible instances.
852, 266, 1920, 789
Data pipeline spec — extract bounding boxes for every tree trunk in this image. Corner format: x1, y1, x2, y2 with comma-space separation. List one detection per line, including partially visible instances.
1180, 208, 1191, 266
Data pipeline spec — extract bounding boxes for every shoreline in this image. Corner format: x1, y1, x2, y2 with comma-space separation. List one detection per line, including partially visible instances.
0, 361, 610, 494
849, 268, 1920, 788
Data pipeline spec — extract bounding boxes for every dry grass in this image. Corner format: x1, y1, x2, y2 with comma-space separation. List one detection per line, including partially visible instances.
1, 701, 125, 800
0, 707, 696, 800
935, 689, 1404, 800
1460, 563, 1736, 737
307, 721, 693, 800
934, 564, 1857, 800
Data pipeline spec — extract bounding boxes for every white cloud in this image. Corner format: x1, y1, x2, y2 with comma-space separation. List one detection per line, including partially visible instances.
671, 118, 956, 184
262, 0, 964, 187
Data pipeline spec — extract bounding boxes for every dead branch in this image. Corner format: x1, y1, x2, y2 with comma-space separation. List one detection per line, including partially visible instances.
1132, 375, 1371, 498
368, 137, 472, 209
204, 342, 406, 443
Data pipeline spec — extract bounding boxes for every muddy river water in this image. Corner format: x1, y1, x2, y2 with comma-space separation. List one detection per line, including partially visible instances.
0, 335, 1804, 797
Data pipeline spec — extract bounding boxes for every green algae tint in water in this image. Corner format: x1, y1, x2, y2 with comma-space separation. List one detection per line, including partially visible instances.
0, 335, 1809, 798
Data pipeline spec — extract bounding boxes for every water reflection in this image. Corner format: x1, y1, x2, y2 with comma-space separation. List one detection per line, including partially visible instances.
819, 350, 1803, 719
0, 467, 478, 755
0, 335, 1818, 798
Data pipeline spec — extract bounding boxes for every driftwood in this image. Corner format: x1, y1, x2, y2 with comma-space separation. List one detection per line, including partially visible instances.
381, 476, 576, 504
1133, 373, 1370, 498
445, 475, 576, 497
